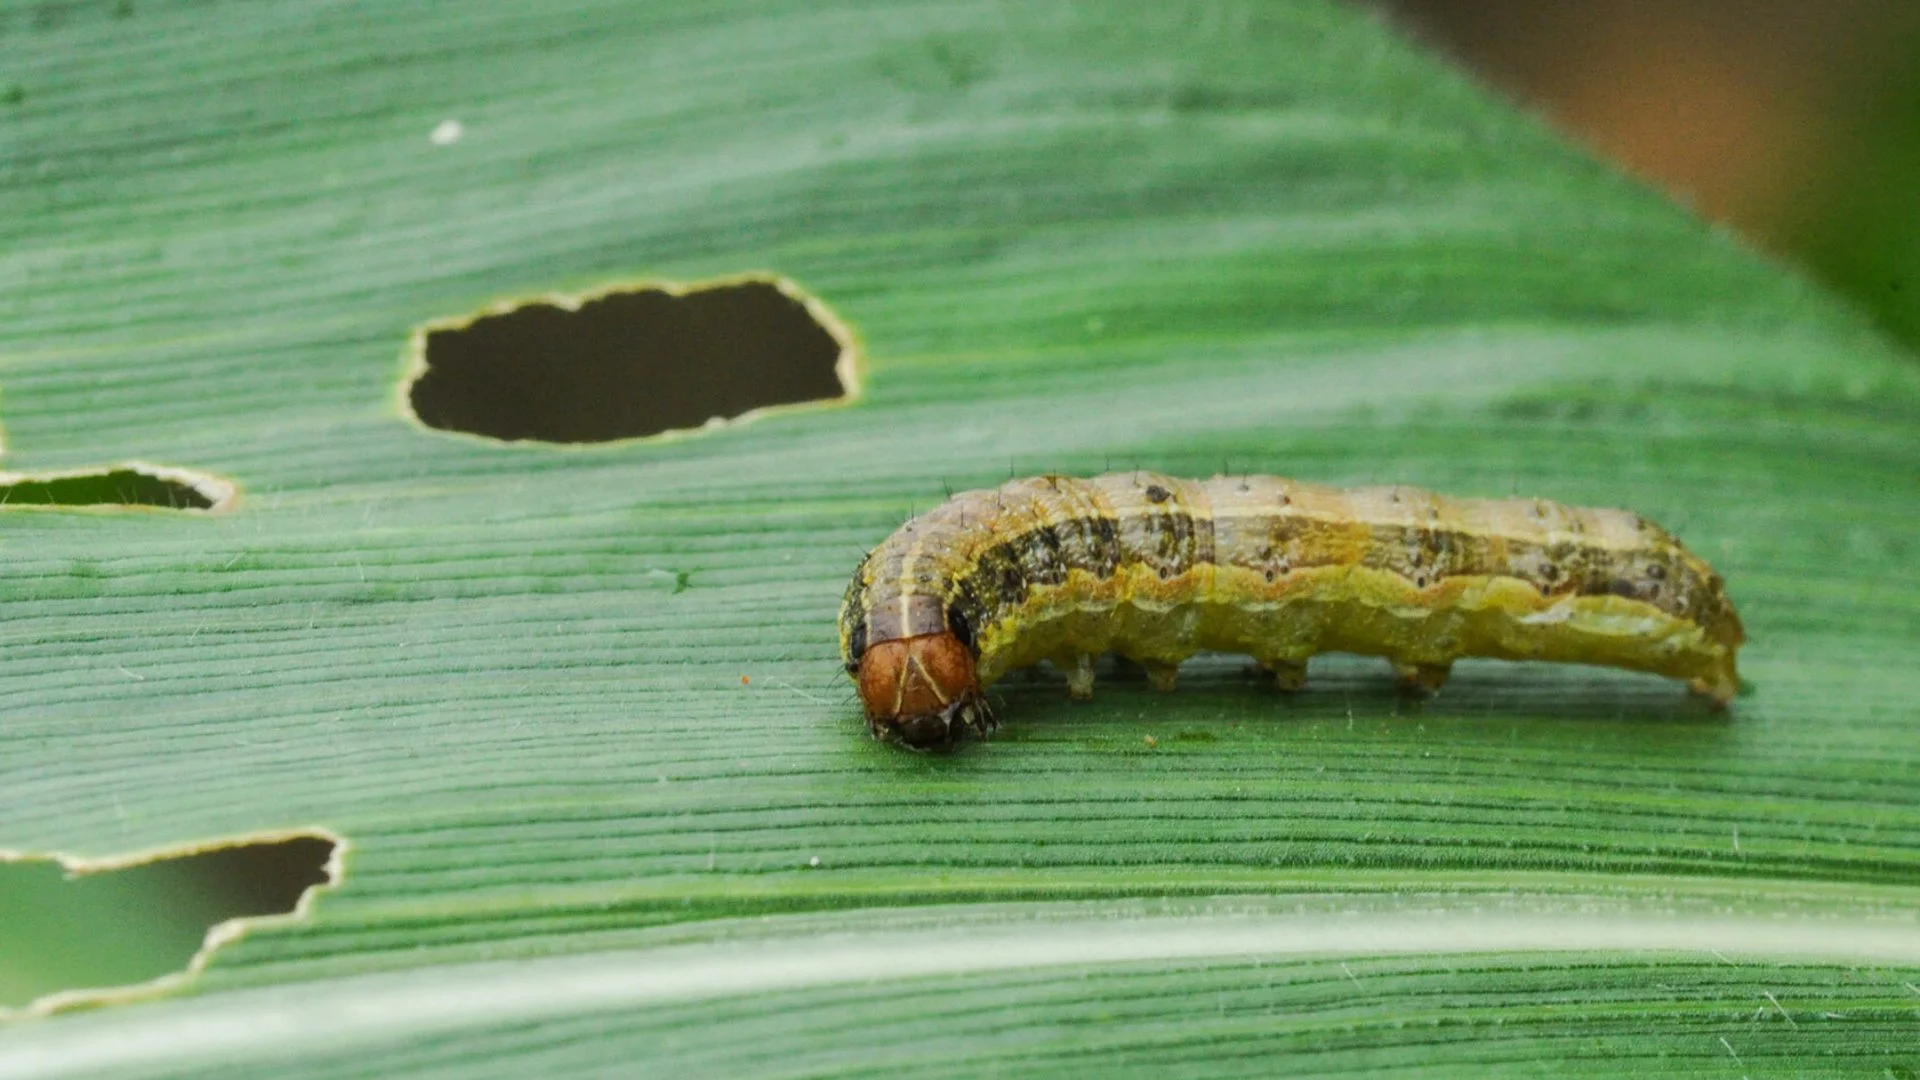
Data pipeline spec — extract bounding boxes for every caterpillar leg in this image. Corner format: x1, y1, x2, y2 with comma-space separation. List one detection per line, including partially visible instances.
1260, 659, 1309, 692
1392, 661, 1452, 694
1687, 675, 1736, 710
1142, 660, 1180, 693
1060, 654, 1097, 700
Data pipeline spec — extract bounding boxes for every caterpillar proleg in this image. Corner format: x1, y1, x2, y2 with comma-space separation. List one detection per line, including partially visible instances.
839, 473, 1743, 750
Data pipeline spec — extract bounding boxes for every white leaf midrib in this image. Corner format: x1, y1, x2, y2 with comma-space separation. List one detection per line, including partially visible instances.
3, 901, 1918, 1079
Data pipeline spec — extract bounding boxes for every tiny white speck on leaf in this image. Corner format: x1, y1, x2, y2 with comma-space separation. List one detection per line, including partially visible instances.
429, 119, 464, 146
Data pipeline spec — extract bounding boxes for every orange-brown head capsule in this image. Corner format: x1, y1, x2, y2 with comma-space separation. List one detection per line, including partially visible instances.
854, 631, 993, 750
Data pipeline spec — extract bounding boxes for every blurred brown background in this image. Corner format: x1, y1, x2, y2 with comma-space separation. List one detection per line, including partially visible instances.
1371, 0, 1920, 350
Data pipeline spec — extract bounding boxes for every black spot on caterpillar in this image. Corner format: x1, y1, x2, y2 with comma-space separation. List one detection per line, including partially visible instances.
841, 473, 1744, 750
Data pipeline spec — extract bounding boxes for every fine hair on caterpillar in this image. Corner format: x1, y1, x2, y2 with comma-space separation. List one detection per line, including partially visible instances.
839, 472, 1744, 751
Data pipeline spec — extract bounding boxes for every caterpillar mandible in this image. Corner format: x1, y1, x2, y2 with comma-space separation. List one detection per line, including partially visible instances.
839, 473, 1743, 750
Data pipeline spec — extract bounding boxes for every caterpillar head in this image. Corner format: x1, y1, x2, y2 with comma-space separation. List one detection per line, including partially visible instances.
854, 632, 995, 750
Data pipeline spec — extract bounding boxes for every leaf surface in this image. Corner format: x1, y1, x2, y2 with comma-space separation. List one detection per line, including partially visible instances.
2, 1, 1917, 1074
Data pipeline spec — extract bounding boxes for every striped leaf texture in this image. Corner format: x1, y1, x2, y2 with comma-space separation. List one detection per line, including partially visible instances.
2, 1, 1917, 1075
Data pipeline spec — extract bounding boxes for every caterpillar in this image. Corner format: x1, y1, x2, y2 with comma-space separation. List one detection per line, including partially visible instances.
839, 473, 1743, 750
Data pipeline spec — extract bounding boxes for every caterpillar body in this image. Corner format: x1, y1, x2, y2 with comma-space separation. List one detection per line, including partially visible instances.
839, 473, 1743, 750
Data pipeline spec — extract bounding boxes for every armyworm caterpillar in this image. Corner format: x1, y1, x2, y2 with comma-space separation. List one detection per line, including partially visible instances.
841, 473, 1742, 749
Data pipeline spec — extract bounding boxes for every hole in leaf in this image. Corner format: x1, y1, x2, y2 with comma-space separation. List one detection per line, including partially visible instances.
0, 831, 340, 1015
404, 275, 858, 444
0, 463, 236, 512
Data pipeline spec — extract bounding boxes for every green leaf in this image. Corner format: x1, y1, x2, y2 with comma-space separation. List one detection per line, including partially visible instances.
3, 0, 1917, 1075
